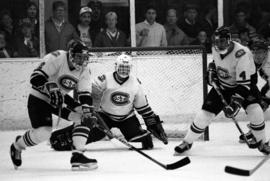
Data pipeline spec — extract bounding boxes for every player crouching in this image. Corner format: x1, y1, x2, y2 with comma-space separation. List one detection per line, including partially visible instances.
10, 41, 97, 171
50, 54, 168, 152
174, 27, 270, 155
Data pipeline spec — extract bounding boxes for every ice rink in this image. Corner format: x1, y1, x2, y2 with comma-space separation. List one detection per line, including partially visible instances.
0, 122, 270, 181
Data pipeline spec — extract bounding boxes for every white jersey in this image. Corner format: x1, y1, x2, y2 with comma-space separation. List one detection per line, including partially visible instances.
92, 72, 150, 121
31, 50, 92, 103
212, 41, 256, 89
259, 49, 270, 82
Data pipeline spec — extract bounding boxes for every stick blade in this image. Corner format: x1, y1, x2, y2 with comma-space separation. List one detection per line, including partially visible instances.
166, 157, 190, 170
225, 166, 250, 176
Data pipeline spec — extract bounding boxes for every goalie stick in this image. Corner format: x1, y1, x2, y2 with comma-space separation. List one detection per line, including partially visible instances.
225, 155, 270, 176
93, 112, 191, 170
212, 82, 254, 148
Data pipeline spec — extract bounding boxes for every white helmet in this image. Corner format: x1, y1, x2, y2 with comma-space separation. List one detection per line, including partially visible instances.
115, 54, 132, 78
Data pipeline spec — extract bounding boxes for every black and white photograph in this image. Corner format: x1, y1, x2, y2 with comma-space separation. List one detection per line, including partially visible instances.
0, 0, 270, 181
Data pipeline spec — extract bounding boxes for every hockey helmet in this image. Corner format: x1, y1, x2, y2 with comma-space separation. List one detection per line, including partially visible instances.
68, 41, 89, 69
213, 26, 231, 54
251, 40, 269, 66
115, 54, 132, 78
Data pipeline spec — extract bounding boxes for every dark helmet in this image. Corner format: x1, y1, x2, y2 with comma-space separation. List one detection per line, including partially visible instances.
68, 41, 89, 68
251, 40, 269, 51
213, 26, 231, 54
251, 40, 269, 66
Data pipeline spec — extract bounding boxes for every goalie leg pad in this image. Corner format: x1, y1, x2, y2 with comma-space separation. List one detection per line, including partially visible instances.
117, 115, 154, 149
50, 124, 74, 151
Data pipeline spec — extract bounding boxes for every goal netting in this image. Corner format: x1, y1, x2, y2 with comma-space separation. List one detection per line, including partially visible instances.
87, 46, 208, 139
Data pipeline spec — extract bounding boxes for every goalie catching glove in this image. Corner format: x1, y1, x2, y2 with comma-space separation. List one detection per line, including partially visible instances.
144, 115, 168, 144
81, 104, 98, 129
223, 94, 244, 118
45, 82, 63, 108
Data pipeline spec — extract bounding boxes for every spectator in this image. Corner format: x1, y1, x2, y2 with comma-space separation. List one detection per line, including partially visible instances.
258, 16, 270, 43
94, 11, 127, 47
0, 10, 15, 49
45, 1, 79, 53
136, 5, 167, 47
201, 5, 218, 38
190, 30, 212, 53
76, 6, 93, 49
18, 2, 39, 38
229, 8, 259, 47
163, 8, 189, 46
178, 4, 203, 44
0, 30, 13, 58
87, 0, 104, 42
14, 22, 39, 57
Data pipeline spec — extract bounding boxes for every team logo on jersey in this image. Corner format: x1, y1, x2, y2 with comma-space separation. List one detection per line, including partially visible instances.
216, 66, 231, 79
111, 91, 130, 105
58, 75, 78, 90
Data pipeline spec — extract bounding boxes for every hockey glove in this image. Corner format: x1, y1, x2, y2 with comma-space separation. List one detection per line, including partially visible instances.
223, 94, 244, 118
144, 115, 168, 144
45, 82, 63, 108
81, 104, 98, 129
260, 96, 270, 112
206, 62, 218, 86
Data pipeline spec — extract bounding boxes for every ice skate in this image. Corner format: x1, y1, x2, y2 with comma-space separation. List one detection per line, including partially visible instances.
174, 141, 192, 155
239, 130, 254, 143
70, 152, 98, 171
10, 136, 22, 170
258, 141, 270, 155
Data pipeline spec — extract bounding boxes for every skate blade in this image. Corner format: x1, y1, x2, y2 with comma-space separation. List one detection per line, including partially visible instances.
71, 163, 98, 171
13, 164, 18, 170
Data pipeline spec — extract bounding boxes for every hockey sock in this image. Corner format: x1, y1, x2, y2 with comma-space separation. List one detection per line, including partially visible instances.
246, 104, 266, 143
72, 125, 90, 151
15, 127, 52, 150
263, 109, 270, 121
184, 110, 215, 143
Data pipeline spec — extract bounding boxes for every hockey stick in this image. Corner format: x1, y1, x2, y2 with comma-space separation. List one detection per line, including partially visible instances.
225, 155, 270, 176
93, 112, 191, 170
212, 82, 253, 148
56, 104, 62, 127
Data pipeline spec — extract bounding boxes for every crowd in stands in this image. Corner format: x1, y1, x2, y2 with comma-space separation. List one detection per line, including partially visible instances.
1, 0, 270, 58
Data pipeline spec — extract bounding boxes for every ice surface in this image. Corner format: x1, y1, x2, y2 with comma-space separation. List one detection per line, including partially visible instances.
0, 122, 270, 181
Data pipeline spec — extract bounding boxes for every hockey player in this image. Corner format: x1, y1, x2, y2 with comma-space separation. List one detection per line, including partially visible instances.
174, 26, 270, 155
239, 40, 270, 143
10, 41, 98, 170
49, 54, 168, 151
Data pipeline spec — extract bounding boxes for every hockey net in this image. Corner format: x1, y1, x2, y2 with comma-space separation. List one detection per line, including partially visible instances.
87, 46, 208, 139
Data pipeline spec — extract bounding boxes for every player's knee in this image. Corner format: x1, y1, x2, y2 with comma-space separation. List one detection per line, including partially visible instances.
193, 110, 215, 129
246, 103, 264, 124
33, 126, 52, 143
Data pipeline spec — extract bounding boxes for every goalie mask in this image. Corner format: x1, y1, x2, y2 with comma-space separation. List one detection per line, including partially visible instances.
115, 54, 132, 78
251, 40, 269, 67
68, 41, 89, 70
213, 26, 231, 54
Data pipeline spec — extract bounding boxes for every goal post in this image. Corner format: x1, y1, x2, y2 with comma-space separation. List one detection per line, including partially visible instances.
86, 45, 209, 140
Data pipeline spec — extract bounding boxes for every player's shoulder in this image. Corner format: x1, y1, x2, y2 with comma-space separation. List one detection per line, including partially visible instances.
128, 74, 142, 84
232, 41, 251, 58
44, 50, 67, 62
